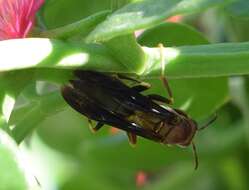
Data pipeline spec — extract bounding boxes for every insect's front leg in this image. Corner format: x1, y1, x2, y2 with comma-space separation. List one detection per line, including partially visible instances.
158, 43, 174, 104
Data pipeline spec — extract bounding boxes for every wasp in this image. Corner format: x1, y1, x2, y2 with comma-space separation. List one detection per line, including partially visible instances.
61, 45, 216, 169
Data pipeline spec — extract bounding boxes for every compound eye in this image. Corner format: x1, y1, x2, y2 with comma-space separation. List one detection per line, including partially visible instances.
171, 116, 181, 125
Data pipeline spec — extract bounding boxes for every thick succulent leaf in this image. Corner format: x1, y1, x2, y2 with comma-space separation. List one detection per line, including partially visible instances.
138, 23, 228, 119
11, 92, 66, 144
86, 0, 230, 42
138, 22, 209, 46
146, 77, 228, 119
103, 34, 147, 73
41, 0, 111, 28
223, 0, 249, 41
224, 0, 249, 19
0, 130, 31, 190
1, 39, 249, 79
0, 71, 33, 124
38, 11, 110, 40
0, 38, 126, 73
142, 41, 249, 78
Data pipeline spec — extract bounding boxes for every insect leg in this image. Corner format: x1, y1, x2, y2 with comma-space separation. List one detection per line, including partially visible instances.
88, 120, 104, 133
117, 74, 151, 89
94, 122, 104, 131
154, 121, 164, 134
158, 43, 174, 104
117, 73, 141, 83
132, 85, 150, 93
126, 132, 137, 146
174, 108, 188, 117
192, 142, 199, 170
88, 119, 95, 133
162, 127, 175, 144
198, 113, 217, 131
147, 94, 172, 105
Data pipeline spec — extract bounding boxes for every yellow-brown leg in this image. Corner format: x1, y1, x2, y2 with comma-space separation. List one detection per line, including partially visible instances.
88, 120, 104, 133
158, 43, 174, 104
127, 132, 137, 147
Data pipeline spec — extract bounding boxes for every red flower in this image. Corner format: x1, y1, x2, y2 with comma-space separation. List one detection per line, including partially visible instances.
0, 0, 44, 40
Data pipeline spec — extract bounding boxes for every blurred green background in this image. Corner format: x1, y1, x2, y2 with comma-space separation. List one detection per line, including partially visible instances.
2, 0, 249, 189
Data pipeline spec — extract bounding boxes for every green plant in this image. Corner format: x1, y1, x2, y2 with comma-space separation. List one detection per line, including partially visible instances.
1, 0, 249, 189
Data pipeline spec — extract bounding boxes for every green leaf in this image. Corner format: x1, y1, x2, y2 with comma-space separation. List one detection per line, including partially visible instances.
41, 0, 111, 28
34, 100, 245, 189
0, 38, 126, 73
143, 41, 249, 78
104, 34, 147, 73
147, 78, 228, 119
11, 91, 66, 144
138, 22, 209, 46
144, 164, 195, 190
1, 38, 249, 79
224, 0, 249, 19
138, 23, 228, 119
38, 11, 111, 40
0, 71, 33, 125
86, 0, 230, 42
0, 130, 28, 190
220, 157, 248, 190
110, 0, 136, 11
35, 108, 87, 155
223, 0, 249, 42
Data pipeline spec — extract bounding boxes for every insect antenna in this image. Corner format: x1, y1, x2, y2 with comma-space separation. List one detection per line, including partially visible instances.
198, 113, 217, 131
191, 141, 199, 170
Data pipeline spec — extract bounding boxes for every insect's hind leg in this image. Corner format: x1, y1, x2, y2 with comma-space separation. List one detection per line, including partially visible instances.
117, 74, 151, 91
132, 84, 150, 93
117, 73, 141, 83
147, 94, 172, 105
126, 132, 137, 147
88, 120, 104, 133
158, 43, 174, 104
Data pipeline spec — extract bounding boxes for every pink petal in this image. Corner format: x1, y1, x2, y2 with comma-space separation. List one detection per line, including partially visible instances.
0, 0, 45, 40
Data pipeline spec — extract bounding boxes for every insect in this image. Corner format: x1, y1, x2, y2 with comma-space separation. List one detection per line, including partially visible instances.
61, 45, 216, 169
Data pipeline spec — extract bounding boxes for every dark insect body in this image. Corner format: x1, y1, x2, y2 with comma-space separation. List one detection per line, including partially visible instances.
61, 70, 216, 169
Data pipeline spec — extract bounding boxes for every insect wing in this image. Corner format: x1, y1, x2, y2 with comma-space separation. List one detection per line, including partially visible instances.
62, 85, 105, 121
62, 85, 160, 141
73, 70, 170, 116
